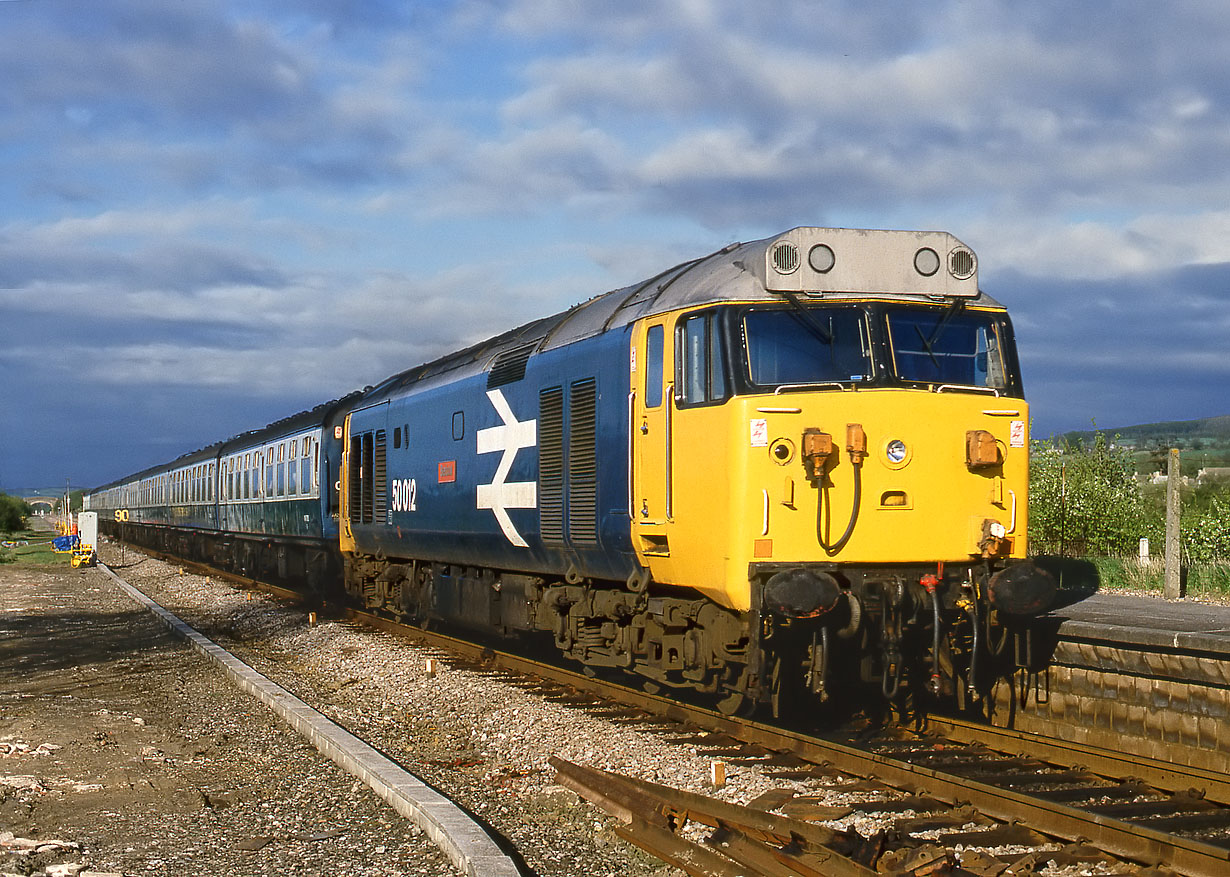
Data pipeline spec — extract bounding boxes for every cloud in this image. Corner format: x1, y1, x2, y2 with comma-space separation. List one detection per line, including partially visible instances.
4, 0, 1230, 487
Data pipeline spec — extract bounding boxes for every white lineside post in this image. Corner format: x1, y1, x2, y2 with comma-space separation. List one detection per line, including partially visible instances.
1164, 448, 1181, 599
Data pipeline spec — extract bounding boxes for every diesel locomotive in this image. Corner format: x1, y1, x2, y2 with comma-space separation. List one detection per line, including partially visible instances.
88, 227, 1055, 716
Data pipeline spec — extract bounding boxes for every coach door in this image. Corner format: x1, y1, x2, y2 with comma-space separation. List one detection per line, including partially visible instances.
631, 320, 673, 557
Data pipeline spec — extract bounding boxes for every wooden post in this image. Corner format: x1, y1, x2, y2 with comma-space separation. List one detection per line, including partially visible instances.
1164, 448, 1181, 599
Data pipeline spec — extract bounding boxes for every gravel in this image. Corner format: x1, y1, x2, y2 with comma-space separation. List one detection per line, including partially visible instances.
3, 537, 1127, 876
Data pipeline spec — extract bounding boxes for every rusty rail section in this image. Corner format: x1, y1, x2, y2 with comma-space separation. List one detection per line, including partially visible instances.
549, 757, 879, 877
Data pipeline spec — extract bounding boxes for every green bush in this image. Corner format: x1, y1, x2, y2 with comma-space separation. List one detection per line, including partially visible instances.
0, 493, 30, 534
1029, 432, 1148, 555
1180, 495, 1230, 562
1030, 430, 1230, 566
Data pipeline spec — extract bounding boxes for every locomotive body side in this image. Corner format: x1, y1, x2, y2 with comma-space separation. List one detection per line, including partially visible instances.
341, 325, 638, 589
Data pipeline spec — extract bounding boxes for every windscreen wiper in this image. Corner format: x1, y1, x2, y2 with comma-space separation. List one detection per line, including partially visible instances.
914, 299, 965, 367
778, 290, 832, 345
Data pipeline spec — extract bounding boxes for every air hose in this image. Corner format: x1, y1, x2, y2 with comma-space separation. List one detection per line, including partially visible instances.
817, 452, 862, 555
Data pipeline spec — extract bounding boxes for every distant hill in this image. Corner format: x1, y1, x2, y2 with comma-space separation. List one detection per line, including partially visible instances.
1060, 414, 1230, 474
1061, 414, 1230, 445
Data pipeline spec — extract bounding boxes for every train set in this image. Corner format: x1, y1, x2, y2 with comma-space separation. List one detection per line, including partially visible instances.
87, 227, 1056, 717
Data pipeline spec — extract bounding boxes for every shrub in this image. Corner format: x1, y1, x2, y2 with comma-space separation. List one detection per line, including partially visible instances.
1029, 432, 1147, 555
0, 493, 30, 534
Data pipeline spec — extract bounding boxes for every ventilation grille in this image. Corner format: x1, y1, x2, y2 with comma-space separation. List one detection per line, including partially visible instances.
487, 344, 535, 389
949, 247, 976, 279
351, 432, 372, 524
538, 386, 565, 544
348, 430, 388, 525
771, 241, 800, 274
373, 429, 387, 525
568, 379, 598, 544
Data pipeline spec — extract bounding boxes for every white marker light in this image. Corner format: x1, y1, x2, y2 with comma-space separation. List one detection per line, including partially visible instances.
808, 243, 836, 273
914, 247, 940, 277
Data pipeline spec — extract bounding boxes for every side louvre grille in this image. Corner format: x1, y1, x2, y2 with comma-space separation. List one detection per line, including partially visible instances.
347, 432, 363, 523
487, 344, 535, 389
538, 386, 565, 544
568, 378, 598, 544
349, 432, 371, 524
373, 429, 388, 525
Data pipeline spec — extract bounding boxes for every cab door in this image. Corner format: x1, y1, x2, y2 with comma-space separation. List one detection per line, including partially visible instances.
631, 319, 672, 556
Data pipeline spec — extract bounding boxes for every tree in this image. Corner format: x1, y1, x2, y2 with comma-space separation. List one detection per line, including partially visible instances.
0, 493, 31, 534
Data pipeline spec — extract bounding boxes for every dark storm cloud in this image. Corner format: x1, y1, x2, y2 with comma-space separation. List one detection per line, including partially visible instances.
997, 263, 1230, 435
0, 0, 313, 125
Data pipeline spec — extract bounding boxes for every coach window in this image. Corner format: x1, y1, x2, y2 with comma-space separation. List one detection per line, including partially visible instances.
645, 324, 664, 408
675, 310, 728, 406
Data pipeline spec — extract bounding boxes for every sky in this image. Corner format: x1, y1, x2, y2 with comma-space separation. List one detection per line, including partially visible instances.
2, 0, 1229, 492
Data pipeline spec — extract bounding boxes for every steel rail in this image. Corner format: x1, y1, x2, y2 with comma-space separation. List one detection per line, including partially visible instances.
924, 714, 1230, 805
550, 757, 878, 877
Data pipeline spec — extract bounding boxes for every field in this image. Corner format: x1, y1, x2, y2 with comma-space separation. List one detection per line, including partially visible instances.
0, 520, 73, 566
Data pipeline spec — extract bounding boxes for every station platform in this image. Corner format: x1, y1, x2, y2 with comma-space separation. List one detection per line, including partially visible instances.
997, 586, 1230, 772
1048, 590, 1230, 656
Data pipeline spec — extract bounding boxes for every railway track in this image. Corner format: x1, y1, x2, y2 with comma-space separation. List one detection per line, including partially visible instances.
357, 611, 1230, 876
116, 543, 1230, 875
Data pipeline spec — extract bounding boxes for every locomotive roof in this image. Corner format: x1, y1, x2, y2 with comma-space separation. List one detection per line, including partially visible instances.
360, 226, 1003, 405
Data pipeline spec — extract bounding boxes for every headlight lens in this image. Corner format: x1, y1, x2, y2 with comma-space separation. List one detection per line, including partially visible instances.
886, 440, 908, 463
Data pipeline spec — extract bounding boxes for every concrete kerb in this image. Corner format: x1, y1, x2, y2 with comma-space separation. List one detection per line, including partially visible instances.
99, 563, 523, 877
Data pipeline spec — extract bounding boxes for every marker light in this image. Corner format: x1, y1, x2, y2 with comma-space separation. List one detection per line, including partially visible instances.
886, 439, 908, 463
808, 243, 836, 273
914, 247, 940, 277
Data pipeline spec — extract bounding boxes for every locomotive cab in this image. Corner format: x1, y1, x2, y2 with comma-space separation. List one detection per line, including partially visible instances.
629, 229, 1054, 711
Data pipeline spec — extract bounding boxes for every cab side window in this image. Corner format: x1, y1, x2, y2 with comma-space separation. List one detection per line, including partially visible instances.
645, 324, 664, 408
676, 311, 728, 405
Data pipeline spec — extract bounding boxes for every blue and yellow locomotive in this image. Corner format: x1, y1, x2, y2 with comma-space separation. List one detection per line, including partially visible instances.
89, 227, 1054, 715
337, 226, 1053, 714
